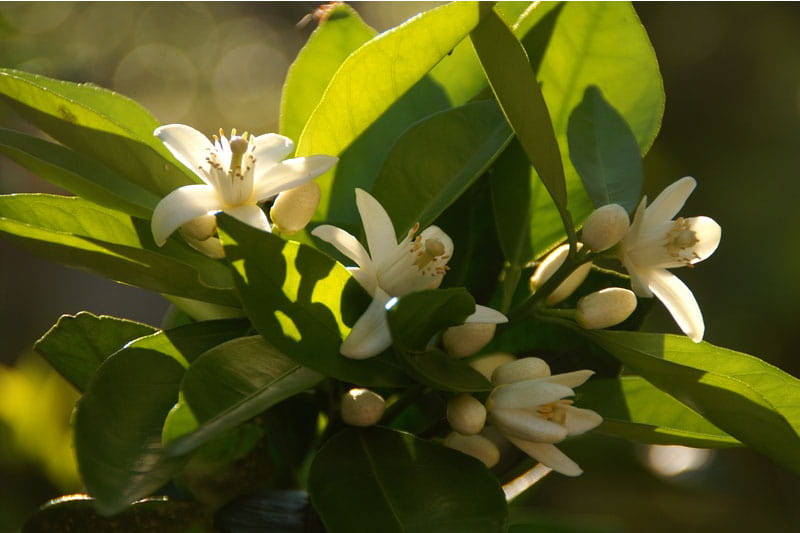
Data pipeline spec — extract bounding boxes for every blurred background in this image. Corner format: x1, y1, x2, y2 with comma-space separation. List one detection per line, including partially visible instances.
0, 2, 798, 531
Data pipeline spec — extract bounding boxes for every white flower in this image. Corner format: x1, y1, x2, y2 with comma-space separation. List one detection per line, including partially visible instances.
312, 189, 507, 359
487, 357, 602, 477
151, 124, 337, 247
619, 177, 721, 342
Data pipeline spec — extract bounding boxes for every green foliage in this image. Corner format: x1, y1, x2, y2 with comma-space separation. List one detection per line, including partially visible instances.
308, 428, 507, 533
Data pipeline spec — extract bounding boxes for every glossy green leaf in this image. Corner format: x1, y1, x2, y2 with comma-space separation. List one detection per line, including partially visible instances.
388, 289, 492, 392
309, 428, 507, 533
295, 2, 488, 222
371, 100, 512, 235
578, 376, 741, 448
590, 331, 800, 473
34, 311, 156, 392
0, 194, 237, 306
74, 320, 246, 515
567, 86, 643, 211
279, 3, 375, 143
0, 68, 195, 196
0, 128, 159, 218
167, 336, 322, 456
217, 215, 409, 387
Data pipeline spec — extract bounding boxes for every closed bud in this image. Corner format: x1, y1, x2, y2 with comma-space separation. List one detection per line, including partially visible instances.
581, 204, 630, 252
341, 388, 385, 427
443, 322, 496, 359
447, 394, 487, 435
180, 214, 217, 241
443, 433, 500, 468
530, 243, 592, 305
576, 288, 637, 330
469, 352, 516, 380
492, 357, 550, 385
270, 182, 321, 235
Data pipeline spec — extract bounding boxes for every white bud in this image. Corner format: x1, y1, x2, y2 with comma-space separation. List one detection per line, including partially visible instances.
491, 357, 550, 385
180, 214, 217, 241
469, 352, 516, 380
443, 432, 500, 468
447, 394, 487, 435
341, 388, 385, 427
581, 204, 630, 252
575, 287, 637, 330
270, 181, 321, 235
529, 243, 592, 305
443, 322, 496, 359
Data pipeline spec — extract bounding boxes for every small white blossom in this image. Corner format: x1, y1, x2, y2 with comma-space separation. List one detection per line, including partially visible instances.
341, 388, 385, 427
581, 203, 630, 252
530, 243, 592, 305
619, 177, 721, 342
447, 393, 487, 435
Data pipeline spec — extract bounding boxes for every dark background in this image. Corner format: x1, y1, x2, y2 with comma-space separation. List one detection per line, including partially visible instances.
0, 2, 798, 531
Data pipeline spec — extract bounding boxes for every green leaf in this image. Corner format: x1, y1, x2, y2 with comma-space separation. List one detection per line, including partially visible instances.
167, 336, 322, 456
34, 311, 156, 392
0, 194, 237, 306
371, 100, 512, 235
472, 9, 569, 221
590, 331, 800, 473
0, 128, 159, 218
309, 427, 507, 533
388, 289, 492, 392
279, 3, 375, 143
0, 68, 195, 196
217, 215, 409, 387
295, 2, 488, 222
567, 86, 643, 211
578, 376, 741, 448
74, 320, 246, 515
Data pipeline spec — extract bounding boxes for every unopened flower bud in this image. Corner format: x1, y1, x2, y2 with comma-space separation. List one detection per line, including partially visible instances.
180, 214, 217, 241
469, 352, 516, 380
444, 432, 500, 468
491, 357, 550, 385
575, 287, 637, 330
270, 181, 321, 235
581, 204, 630, 252
443, 322, 496, 359
447, 394, 487, 435
341, 388, 385, 427
530, 243, 592, 305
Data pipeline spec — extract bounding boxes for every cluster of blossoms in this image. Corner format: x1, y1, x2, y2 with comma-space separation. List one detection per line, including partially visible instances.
150, 125, 720, 477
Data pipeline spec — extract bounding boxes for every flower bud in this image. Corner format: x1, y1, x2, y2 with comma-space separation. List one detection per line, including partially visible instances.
469, 352, 516, 380
581, 204, 630, 252
447, 394, 486, 435
491, 357, 550, 385
529, 243, 592, 305
180, 214, 217, 241
575, 287, 637, 330
341, 388, 385, 427
443, 322, 496, 359
443, 433, 500, 468
270, 181, 321, 235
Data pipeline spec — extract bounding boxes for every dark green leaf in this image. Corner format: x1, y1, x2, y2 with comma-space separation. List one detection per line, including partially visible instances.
590, 331, 800, 473
578, 376, 741, 448
567, 86, 643, 211
218, 215, 409, 387
34, 311, 156, 391
125, 318, 251, 364
309, 428, 507, 533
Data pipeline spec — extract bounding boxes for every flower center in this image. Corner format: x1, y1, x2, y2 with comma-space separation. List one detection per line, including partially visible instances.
411, 236, 449, 275
228, 135, 250, 180
537, 399, 572, 425
665, 218, 700, 264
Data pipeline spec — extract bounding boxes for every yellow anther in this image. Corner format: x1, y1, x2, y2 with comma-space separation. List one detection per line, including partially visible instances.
414, 238, 445, 269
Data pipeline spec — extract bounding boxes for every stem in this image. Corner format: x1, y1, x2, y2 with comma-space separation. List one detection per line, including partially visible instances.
499, 264, 522, 314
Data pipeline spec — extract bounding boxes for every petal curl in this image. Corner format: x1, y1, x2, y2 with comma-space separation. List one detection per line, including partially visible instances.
644, 268, 704, 342
540, 370, 595, 389
355, 188, 398, 266
252, 133, 295, 165
562, 405, 603, 436
490, 408, 568, 443
489, 381, 573, 410
466, 305, 508, 324
643, 176, 696, 226
155, 124, 214, 185
311, 225, 372, 269
340, 289, 392, 359
506, 438, 583, 477
151, 184, 221, 246
252, 155, 337, 201
224, 204, 271, 232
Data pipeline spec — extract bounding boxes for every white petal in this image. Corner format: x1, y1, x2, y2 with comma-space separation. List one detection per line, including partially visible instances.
622, 257, 653, 298
562, 405, 603, 436
252, 155, 338, 201
419, 225, 454, 258
355, 188, 398, 265
311, 225, 372, 269
540, 369, 595, 389
643, 176, 696, 226
466, 305, 508, 324
340, 290, 392, 359
252, 133, 295, 164
155, 124, 214, 185
346, 266, 379, 297
507, 438, 583, 477
490, 408, 568, 443
224, 204, 270, 232
151, 184, 221, 246
643, 267, 704, 342
489, 381, 573, 410
625, 197, 648, 245
686, 215, 721, 264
